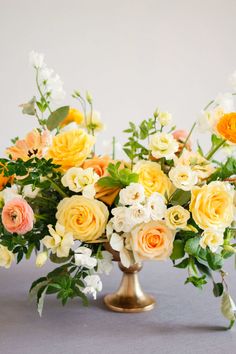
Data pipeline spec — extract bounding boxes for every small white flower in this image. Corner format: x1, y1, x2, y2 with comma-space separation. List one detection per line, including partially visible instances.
42, 223, 74, 258
29, 50, 44, 69
146, 192, 167, 220
74, 246, 97, 269
1, 186, 21, 203
97, 251, 113, 275
119, 183, 145, 206
200, 229, 224, 253
110, 232, 124, 251
158, 111, 172, 126
35, 251, 48, 268
128, 203, 150, 225
23, 185, 40, 199
82, 111, 105, 133
169, 165, 198, 191
149, 132, 179, 160
82, 275, 102, 300
111, 207, 132, 233
46, 74, 66, 102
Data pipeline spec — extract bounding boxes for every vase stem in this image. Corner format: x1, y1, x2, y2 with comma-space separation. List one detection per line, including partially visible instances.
104, 262, 156, 313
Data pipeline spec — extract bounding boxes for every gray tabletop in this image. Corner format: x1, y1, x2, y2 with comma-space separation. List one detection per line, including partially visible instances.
0, 258, 235, 354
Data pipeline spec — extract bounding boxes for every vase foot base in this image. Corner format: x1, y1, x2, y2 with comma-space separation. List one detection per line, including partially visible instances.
104, 293, 156, 313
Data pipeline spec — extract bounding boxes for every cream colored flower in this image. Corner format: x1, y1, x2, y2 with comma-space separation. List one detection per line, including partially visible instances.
42, 223, 74, 258
133, 160, 173, 198
149, 132, 178, 160
0, 245, 14, 269
35, 251, 48, 268
146, 192, 167, 221
189, 182, 235, 230
177, 151, 215, 181
111, 206, 132, 233
200, 229, 224, 253
169, 165, 198, 191
74, 247, 97, 269
23, 185, 40, 199
130, 220, 175, 261
119, 183, 145, 206
56, 196, 109, 242
82, 275, 102, 300
158, 111, 172, 126
82, 111, 105, 133
165, 205, 190, 230
61, 167, 99, 194
127, 203, 150, 225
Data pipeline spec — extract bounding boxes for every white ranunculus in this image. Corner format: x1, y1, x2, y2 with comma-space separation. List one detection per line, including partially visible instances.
82, 275, 102, 300
35, 251, 48, 268
158, 111, 172, 126
29, 50, 44, 69
200, 229, 224, 253
128, 203, 150, 225
111, 207, 132, 233
119, 183, 145, 206
97, 251, 113, 275
23, 184, 40, 199
169, 165, 198, 191
149, 132, 179, 160
74, 246, 97, 269
146, 192, 167, 220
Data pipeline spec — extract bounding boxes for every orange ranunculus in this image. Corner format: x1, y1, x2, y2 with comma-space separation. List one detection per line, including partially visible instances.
59, 108, 84, 127
216, 113, 236, 144
5, 129, 51, 161
82, 155, 112, 177
0, 163, 13, 191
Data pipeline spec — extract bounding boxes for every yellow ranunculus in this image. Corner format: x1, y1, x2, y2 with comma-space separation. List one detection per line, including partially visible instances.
59, 108, 84, 127
47, 129, 95, 171
133, 160, 173, 199
56, 195, 109, 242
189, 181, 234, 230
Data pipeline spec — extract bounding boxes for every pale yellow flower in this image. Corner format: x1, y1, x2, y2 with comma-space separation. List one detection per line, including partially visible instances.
133, 160, 173, 199
149, 132, 178, 160
177, 151, 215, 181
0, 245, 14, 269
165, 205, 190, 230
82, 111, 105, 133
47, 129, 95, 171
56, 195, 109, 242
189, 182, 234, 230
158, 112, 172, 126
35, 251, 48, 268
199, 229, 224, 253
42, 223, 74, 258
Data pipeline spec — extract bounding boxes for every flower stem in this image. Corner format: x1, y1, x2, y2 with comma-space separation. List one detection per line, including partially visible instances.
203, 99, 215, 111
179, 122, 197, 157
112, 136, 116, 160
206, 139, 226, 160
47, 177, 68, 198
36, 68, 52, 114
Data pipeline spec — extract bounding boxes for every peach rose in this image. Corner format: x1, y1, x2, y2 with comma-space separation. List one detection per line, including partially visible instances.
2, 198, 34, 235
130, 220, 175, 261
172, 130, 192, 151
82, 155, 111, 177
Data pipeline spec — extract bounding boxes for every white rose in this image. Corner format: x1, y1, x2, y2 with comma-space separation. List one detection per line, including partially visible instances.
200, 229, 224, 253
119, 183, 145, 206
146, 192, 167, 220
158, 112, 172, 126
111, 207, 132, 233
149, 132, 179, 160
36, 251, 48, 268
169, 165, 198, 191
82, 275, 102, 300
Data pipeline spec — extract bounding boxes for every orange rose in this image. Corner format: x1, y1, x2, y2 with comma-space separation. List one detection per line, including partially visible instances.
82, 155, 111, 177
59, 108, 84, 127
130, 221, 175, 261
216, 113, 236, 144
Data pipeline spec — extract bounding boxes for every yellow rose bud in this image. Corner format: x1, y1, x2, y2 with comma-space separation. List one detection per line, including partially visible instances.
189, 181, 234, 230
165, 205, 190, 230
47, 129, 95, 171
56, 195, 109, 242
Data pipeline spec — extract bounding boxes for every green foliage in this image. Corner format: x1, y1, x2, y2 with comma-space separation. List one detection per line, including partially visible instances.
185, 275, 207, 289
208, 156, 236, 182
206, 252, 224, 271
184, 236, 201, 257
213, 282, 224, 297
168, 189, 191, 206
170, 239, 185, 260
46, 106, 70, 131
97, 162, 139, 189
21, 97, 36, 116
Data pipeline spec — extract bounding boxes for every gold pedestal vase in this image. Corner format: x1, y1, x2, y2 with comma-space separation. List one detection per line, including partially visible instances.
104, 261, 156, 313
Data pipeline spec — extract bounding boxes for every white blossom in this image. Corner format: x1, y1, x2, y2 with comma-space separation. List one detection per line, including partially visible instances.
146, 192, 167, 220
149, 132, 179, 160
119, 183, 145, 206
111, 207, 132, 233
29, 50, 44, 69
74, 246, 97, 269
97, 251, 113, 275
169, 165, 198, 191
82, 275, 102, 300
23, 184, 40, 199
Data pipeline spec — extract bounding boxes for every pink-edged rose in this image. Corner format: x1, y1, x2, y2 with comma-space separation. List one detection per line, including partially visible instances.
2, 198, 34, 235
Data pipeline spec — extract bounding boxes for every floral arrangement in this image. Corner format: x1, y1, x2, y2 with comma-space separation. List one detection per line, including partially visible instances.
0, 51, 235, 328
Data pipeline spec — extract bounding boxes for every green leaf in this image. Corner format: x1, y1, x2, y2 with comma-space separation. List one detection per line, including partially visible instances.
195, 260, 212, 278
170, 240, 185, 260
37, 285, 48, 317
29, 277, 48, 293
185, 275, 207, 289
208, 157, 236, 182
50, 253, 72, 264
169, 189, 191, 206
97, 176, 122, 188
26, 243, 35, 260
184, 236, 200, 257
46, 106, 69, 131
221, 292, 236, 323
174, 258, 189, 268
206, 252, 223, 271
213, 282, 224, 297
20, 97, 36, 116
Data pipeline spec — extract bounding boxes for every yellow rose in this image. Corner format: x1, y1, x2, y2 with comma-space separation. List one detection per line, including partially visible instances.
47, 129, 95, 171
165, 205, 190, 230
56, 195, 109, 242
0, 245, 14, 269
189, 181, 234, 230
133, 160, 173, 198
130, 220, 175, 261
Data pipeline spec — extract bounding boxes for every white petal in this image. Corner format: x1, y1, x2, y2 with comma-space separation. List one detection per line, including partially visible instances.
110, 233, 124, 252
